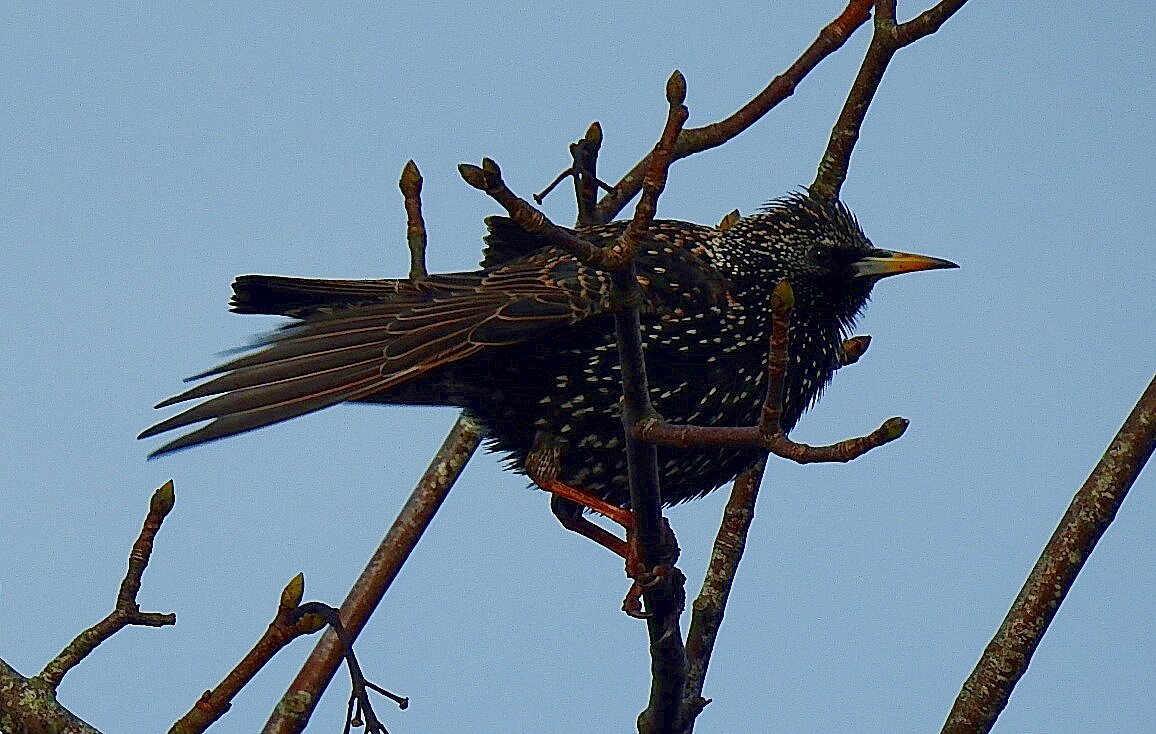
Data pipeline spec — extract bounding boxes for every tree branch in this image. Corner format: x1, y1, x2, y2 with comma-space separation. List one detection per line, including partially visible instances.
942, 372, 1156, 734
399, 160, 428, 280
170, 575, 329, 734
39, 481, 177, 690
679, 457, 768, 730
615, 71, 691, 734
811, 0, 971, 200
0, 482, 176, 734
593, 0, 874, 223
635, 281, 907, 462
262, 413, 482, 734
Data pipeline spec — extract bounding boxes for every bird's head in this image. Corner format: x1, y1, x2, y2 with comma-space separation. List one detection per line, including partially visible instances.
719, 191, 957, 326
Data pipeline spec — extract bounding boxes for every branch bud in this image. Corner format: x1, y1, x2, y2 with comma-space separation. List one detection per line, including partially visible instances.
458, 163, 487, 190
151, 479, 175, 515
666, 70, 687, 106
399, 160, 422, 193
280, 572, 305, 610
585, 120, 603, 148
882, 417, 909, 441
770, 279, 795, 315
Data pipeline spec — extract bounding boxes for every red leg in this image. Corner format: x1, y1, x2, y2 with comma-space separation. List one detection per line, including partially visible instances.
527, 432, 668, 618
549, 494, 629, 558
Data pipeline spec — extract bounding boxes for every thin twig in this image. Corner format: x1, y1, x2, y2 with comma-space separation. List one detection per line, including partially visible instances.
458, 158, 617, 269
399, 160, 428, 280
290, 602, 408, 734
679, 457, 767, 730
593, 0, 874, 223
170, 574, 329, 734
0, 482, 176, 734
942, 373, 1156, 734
262, 414, 482, 734
634, 281, 907, 462
811, 0, 971, 200
37, 481, 177, 691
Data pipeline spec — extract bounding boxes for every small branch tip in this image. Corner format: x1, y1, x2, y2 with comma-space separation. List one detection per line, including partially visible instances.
770, 279, 795, 314
281, 573, 305, 610
399, 160, 422, 189
585, 120, 603, 147
152, 479, 176, 515
882, 417, 909, 441
667, 70, 688, 106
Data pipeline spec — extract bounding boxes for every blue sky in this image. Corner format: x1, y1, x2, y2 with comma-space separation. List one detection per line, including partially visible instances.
3, 3, 1155, 732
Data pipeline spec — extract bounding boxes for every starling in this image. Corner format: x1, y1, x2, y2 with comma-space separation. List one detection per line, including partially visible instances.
141, 192, 955, 551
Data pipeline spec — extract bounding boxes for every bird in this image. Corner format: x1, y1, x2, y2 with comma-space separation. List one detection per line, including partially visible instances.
141, 191, 956, 556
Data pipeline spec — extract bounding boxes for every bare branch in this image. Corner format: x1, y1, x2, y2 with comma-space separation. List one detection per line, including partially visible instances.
679, 457, 768, 731
610, 70, 691, 734
634, 281, 907, 462
169, 574, 329, 734
458, 158, 617, 268
38, 481, 177, 691
0, 483, 177, 734
811, 0, 971, 200
263, 414, 482, 734
399, 160, 428, 280
942, 373, 1156, 734
594, 0, 874, 223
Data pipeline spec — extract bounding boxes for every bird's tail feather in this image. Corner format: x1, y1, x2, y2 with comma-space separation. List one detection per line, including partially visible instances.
230, 274, 414, 316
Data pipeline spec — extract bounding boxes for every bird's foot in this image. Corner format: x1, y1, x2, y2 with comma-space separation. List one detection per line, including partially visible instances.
621, 517, 680, 619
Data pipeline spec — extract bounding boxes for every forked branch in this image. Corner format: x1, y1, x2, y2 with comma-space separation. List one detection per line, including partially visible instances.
0, 482, 176, 734
594, 0, 875, 223
635, 280, 907, 461
812, 0, 971, 200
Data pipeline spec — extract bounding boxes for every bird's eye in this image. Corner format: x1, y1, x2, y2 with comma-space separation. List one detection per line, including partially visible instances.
811, 245, 834, 265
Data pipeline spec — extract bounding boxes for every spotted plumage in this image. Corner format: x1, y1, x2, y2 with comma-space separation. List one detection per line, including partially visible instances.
141, 192, 956, 508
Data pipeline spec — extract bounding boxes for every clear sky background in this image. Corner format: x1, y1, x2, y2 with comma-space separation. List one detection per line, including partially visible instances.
3, 3, 1155, 733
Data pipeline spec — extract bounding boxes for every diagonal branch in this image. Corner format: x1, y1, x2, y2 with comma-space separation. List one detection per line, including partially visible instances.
262, 413, 481, 734
942, 373, 1156, 734
264, 172, 482, 733
811, 0, 971, 200
593, 0, 873, 223
171, 575, 330, 734
678, 457, 767, 729
38, 481, 177, 691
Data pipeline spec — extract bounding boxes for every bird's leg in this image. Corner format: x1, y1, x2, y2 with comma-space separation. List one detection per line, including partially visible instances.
549, 495, 629, 559
528, 432, 665, 618
527, 434, 634, 557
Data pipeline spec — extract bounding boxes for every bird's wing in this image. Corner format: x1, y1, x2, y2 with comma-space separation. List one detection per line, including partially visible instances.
139, 247, 612, 456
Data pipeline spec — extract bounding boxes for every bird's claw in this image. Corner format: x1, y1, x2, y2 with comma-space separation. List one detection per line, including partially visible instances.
621, 564, 672, 619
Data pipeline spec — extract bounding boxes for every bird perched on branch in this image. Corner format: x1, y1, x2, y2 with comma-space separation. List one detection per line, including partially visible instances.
141, 191, 955, 555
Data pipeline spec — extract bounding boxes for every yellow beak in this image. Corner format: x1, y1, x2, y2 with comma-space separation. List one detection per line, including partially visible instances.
851, 249, 959, 279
